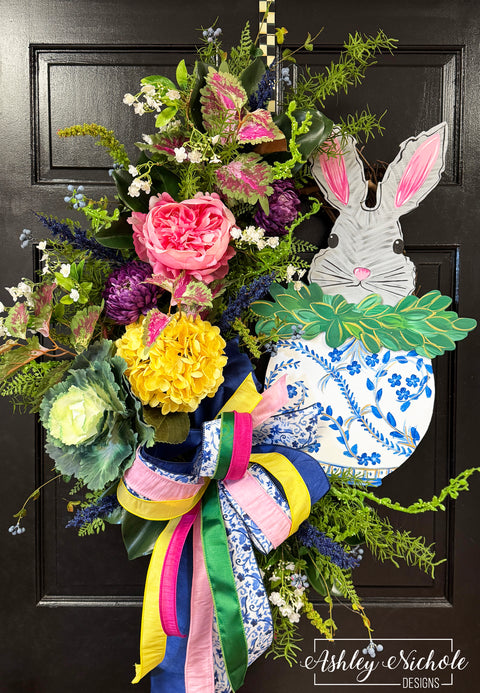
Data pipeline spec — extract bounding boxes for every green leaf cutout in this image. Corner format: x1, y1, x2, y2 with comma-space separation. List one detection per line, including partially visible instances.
252, 284, 476, 359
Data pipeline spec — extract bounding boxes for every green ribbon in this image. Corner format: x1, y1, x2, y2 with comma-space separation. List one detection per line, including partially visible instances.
201, 482, 248, 691
213, 411, 235, 480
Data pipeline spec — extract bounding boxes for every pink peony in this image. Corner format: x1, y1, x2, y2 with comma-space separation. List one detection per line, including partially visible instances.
129, 192, 236, 284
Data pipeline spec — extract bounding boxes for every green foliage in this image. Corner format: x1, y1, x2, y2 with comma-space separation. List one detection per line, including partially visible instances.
232, 318, 263, 358
120, 512, 167, 560
252, 285, 477, 358
311, 478, 443, 576
286, 31, 397, 110
78, 516, 106, 536
0, 359, 68, 413
0, 337, 49, 380
338, 107, 387, 142
224, 201, 321, 308
274, 105, 334, 168
229, 21, 255, 75
332, 466, 480, 515
81, 204, 120, 234
141, 407, 190, 444
57, 123, 130, 167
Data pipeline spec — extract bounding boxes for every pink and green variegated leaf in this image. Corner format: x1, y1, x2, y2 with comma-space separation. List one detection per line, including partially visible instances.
32, 283, 56, 316
30, 283, 57, 337
215, 153, 273, 205
174, 280, 213, 315
5, 303, 29, 340
237, 110, 284, 145
30, 306, 52, 338
142, 309, 171, 348
200, 68, 246, 135
70, 304, 103, 353
144, 273, 189, 300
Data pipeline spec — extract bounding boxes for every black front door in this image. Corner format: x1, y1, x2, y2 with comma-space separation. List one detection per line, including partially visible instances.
1, 1, 479, 691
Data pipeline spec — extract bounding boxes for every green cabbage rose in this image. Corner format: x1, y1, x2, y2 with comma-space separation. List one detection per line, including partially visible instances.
40, 341, 153, 490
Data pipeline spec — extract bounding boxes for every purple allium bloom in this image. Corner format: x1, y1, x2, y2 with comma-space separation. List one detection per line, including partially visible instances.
103, 260, 161, 324
296, 521, 361, 570
254, 179, 301, 236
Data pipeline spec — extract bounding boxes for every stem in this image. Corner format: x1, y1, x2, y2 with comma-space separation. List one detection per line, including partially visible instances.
13, 473, 63, 520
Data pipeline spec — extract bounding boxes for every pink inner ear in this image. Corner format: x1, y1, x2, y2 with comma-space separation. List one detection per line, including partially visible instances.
395, 133, 441, 208
319, 138, 349, 205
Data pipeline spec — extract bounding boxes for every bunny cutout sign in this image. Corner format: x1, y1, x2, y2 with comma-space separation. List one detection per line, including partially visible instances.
308, 123, 447, 304
255, 124, 459, 485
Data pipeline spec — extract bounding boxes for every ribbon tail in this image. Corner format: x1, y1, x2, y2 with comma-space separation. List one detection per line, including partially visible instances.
201, 483, 249, 692
132, 516, 182, 684
160, 507, 199, 637
184, 514, 215, 693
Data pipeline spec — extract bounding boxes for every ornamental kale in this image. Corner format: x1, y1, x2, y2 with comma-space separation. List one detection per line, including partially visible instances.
40, 341, 153, 490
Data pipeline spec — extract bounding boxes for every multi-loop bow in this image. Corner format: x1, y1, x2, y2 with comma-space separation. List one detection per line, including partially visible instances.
117, 370, 329, 693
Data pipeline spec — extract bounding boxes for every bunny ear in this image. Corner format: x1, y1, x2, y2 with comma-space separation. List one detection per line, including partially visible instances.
310, 136, 368, 211
376, 123, 448, 217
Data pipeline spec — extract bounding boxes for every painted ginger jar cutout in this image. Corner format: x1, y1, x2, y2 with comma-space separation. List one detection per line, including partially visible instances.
261, 124, 449, 484
260, 335, 435, 485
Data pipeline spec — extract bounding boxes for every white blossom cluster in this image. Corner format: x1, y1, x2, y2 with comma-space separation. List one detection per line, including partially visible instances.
123, 83, 180, 117
266, 560, 309, 625
285, 264, 306, 291
230, 225, 280, 251
127, 165, 152, 198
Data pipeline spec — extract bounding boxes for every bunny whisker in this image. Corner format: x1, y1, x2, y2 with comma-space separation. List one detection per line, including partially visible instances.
374, 268, 408, 278
316, 270, 352, 282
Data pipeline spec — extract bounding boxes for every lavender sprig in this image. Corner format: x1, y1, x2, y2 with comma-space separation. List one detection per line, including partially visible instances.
34, 213, 123, 263
249, 69, 275, 110
296, 521, 361, 569
219, 272, 275, 332
66, 495, 119, 529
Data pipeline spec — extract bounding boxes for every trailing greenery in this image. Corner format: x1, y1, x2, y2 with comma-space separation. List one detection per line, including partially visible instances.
0, 360, 68, 413
57, 123, 130, 167
229, 21, 255, 75
252, 284, 477, 358
338, 107, 387, 142
286, 31, 398, 111
332, 466, 480, 515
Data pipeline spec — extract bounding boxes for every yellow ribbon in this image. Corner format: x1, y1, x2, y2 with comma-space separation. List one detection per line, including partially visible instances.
131, 515, 181, 684
117, 478, 208, 521
252, 452, 311, 535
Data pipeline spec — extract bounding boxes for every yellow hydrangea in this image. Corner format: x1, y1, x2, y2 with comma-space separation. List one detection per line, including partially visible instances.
116, 313, 227, 414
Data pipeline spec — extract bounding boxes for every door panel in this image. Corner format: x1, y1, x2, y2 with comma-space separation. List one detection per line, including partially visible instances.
1, 1, 479, 691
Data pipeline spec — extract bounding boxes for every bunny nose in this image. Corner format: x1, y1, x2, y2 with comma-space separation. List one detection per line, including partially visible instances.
353, 267, 371, 281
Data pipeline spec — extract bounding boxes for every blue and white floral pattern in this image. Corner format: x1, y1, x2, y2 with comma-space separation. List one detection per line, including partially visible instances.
264, 334, 435, 484
194, 419, 222, 477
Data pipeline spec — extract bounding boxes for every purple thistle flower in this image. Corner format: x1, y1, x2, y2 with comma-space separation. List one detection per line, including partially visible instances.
66, 495, 119, 530
103, 260, 161, 324
296, 521, 361, 570
34, 213, 123, 263
218, 273, 275, 332
254, 179, 301, 236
